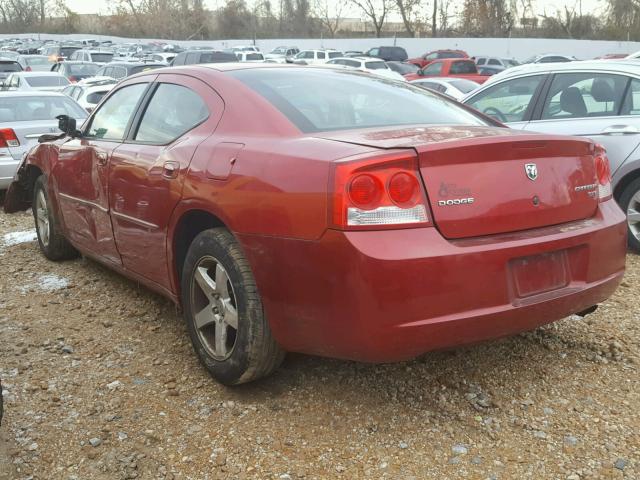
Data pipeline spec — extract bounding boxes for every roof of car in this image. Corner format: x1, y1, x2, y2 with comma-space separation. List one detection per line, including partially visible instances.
0, 91, 65, 97
9, 72, 64, 76
489, 59, 640, 79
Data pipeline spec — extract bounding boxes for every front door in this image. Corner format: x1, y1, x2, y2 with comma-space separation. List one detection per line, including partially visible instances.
108, 74, 222, 288
54, 81, 151, 264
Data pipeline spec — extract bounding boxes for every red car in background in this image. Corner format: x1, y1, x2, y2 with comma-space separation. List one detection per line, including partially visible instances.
407, 49, 469, 68
4, 65, 626, 385
405, 58, 492, 83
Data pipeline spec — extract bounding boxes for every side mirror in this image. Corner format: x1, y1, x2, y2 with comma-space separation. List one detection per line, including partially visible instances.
56, 114, 81, 138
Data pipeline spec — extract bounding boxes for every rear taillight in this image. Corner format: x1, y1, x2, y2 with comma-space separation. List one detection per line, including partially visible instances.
69, 76, 77, 83
594, 144, 612, 201
25, 66, 32, 72
331, 151, 431, 229
0, 128, 19, 148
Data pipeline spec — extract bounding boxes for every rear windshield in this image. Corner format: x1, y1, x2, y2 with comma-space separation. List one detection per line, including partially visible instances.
200, 52, 236, 63
91, 53, 114, 63
25, 76, 70, 87
246, 53, 263, 61
0, 96, 87, 121
68, 63, 99, 75
365, 61, 387, 70
388, 62, 419, 74
448, 79, 479, 93
440, 51, 465, 59
25, 57, 50, 66
130, 65, 163, 75
0, 62, 21, 72
230, 68, 487, 133
60, 47, 80, 58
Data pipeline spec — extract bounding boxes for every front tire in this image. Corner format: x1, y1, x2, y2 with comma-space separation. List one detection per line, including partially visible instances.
32, 175, 78, 261
181, 228, 285, 385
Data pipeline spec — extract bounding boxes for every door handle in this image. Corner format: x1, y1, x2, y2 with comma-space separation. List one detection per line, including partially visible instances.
162, 161, 180, 179
601, 125, 640, 135
96, 151, 108, 165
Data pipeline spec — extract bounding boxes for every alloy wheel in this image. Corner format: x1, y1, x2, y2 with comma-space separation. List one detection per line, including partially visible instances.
628, 190, 640, 242
35, 189, 50, 247
190, 256, 239, 360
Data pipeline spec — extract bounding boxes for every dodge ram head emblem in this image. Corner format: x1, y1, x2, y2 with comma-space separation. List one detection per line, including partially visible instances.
525, 163, 538, 181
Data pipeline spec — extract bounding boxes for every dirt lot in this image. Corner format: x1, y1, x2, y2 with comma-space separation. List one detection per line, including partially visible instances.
0, 209, 638, 480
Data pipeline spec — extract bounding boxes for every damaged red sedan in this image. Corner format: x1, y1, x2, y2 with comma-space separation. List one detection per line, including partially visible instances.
5, 64, 627, 385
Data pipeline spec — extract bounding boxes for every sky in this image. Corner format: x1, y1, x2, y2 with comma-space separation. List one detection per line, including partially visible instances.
64, 0, 604, 19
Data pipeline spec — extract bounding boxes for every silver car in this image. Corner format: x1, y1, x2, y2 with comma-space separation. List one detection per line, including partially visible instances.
0, 92, 87, 189
2, 72, 70, 92
464, 60, 640, 250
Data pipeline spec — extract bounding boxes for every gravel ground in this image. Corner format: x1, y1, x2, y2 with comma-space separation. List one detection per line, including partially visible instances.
0, 209, 638, 480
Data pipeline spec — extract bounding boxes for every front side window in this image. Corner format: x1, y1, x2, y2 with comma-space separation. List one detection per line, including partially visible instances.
541, 73, 627, 120
86, 83, 147, 141
449, 61, 477, 74
423, 62, 443, 75
476, 58, 486, 65
466, 74, 545, 122
134, 83, 209, 143
317, 52, 326, 59
230, 68, 488, 133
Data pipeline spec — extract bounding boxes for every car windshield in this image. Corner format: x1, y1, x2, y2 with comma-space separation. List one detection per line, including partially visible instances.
25, 76, 70, 87
91, 53, 113, 63
0, 62, 21, 72
365, 61, 387, 70
0, 96, 87, 121
68, 63, 99, 75
231, 68, 487, 133
448, 79, 479, 93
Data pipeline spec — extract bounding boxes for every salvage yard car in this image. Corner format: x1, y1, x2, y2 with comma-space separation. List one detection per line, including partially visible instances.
464, 60, 640, 250
0, 91, 87, 189
4, 64, 627, 385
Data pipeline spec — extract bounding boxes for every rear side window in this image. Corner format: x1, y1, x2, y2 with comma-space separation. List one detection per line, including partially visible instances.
365, 61, 387, 70
488, 59, 501, 66
622, 78, 640, 115
317, 52, 326, 59
541, 73, 628, 120
86, 83, 148, 140
134, 83, 209, 143
449, 61, 477, 74
230, 68, 487, 133
328, 52, 342, 59
466, 75, 545, 122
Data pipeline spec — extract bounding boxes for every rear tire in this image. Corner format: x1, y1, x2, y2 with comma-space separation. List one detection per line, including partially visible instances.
32, 175, 78, 261
181, 228, 285, 385
619, 178, 640, 252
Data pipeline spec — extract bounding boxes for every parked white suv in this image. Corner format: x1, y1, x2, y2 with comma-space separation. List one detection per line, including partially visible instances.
326, 56, 405, 81
291, 50, 342, 65
69, 49, 115, 65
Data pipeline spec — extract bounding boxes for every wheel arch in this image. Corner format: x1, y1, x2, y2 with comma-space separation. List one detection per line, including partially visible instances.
168, 207, 229, 299
614, 167, 640, 203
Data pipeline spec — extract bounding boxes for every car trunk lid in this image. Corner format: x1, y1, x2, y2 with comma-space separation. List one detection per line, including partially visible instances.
317, 125, 599, 239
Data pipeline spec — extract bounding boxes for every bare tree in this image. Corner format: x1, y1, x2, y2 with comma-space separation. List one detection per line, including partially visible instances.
349, 0, 391, 37
314, 0, 344, 37
432, 0, 437, 36
395, 0, 421, 37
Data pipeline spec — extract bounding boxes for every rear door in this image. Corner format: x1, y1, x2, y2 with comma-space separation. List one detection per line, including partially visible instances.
526, 71, 640, 174
108, 74, 222, 288
54, 78, 153, 263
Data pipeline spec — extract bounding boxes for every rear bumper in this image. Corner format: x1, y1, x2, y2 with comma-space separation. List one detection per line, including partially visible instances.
238, 199, 627, 362
0, 150, 21, 190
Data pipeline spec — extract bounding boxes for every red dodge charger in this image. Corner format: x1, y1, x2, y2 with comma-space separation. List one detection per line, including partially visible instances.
4, 64, 627, 385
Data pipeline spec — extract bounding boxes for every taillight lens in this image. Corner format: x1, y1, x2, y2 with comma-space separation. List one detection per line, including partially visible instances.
331, 151, 431, 229
0, 128, 19, 148
25, 66, 32, 72
594, 144, 612, 201
69, 76, 77, 83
